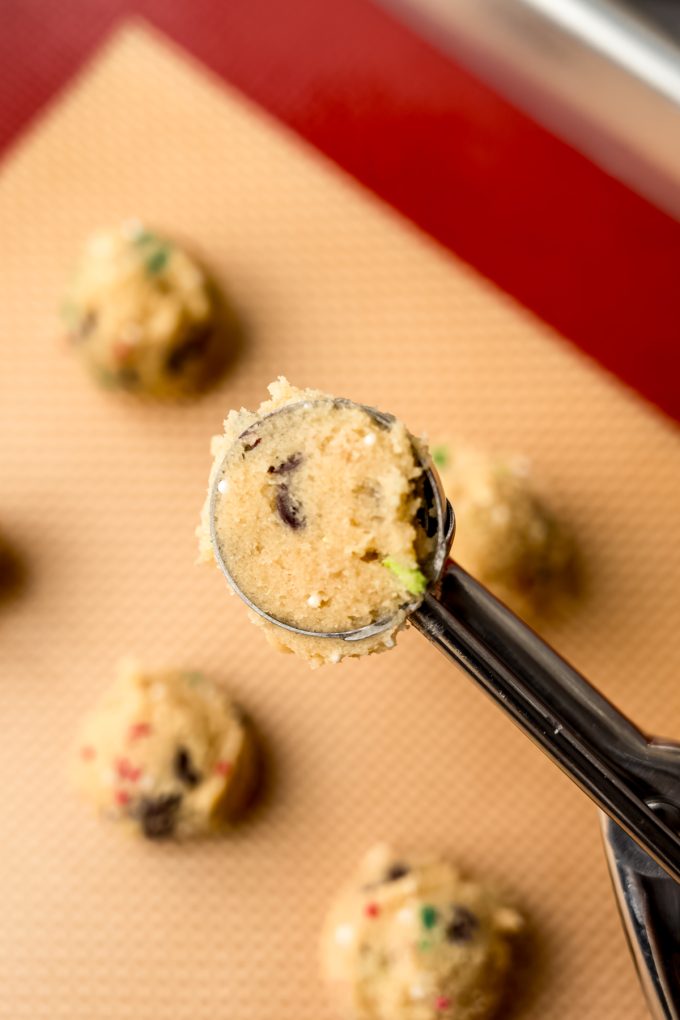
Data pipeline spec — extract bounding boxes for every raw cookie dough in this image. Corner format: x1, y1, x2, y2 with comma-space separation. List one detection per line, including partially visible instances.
321, 844, 523, 1020
434, 442, 576, 619
198, 378, 435, 667
73, 661, 257, 839
61, 220, 226, 398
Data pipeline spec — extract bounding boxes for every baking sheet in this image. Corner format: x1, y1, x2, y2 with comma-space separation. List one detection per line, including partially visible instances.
1, 22, 678, 1019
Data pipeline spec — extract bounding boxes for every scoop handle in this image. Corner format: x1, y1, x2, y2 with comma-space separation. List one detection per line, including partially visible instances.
602, 813, 680, 1020
411, 561, 680, 884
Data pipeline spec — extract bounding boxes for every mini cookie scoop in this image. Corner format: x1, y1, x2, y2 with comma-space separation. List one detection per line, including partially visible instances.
209, 397, 453, 642
206, 386, 680, 1020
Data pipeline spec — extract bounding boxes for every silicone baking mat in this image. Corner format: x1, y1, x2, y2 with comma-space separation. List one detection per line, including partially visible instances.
1, 22, 678, 1019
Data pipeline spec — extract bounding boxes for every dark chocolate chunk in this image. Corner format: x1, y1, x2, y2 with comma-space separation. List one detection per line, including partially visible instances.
275, 484, 305, 529
242, 436, 262, 453
138, 793, 182, 840
165, 324, 212, 375
446, 906, 479, 943
385, 862, 410, 882
360, 862, 410, 892
267, 452, 303, 475
173, 747, 202, 788
416, 503, 438, 539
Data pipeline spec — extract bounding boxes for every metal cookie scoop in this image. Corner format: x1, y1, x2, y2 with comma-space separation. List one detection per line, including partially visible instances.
209, 397, 453, 641
209, 397, 680, 1019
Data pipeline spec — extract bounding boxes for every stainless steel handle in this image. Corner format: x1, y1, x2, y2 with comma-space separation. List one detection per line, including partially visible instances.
411, 561, 680, 883
602, 814, 680, 1020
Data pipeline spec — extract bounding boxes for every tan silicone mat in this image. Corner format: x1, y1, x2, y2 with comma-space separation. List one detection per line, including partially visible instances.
1, 22, 679, 1019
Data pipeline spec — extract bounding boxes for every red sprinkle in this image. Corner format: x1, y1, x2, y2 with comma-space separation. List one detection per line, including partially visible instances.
114, 789, 131, 807
80, 746, 96, 761
214, 760, 232, 777
435, 997, 452, 1012
128, 722, 152, 742
364, 902, 380, 919
115, 758, 142, 782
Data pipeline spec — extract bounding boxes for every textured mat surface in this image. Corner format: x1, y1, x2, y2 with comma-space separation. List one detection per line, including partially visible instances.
0, 23, 678, 1019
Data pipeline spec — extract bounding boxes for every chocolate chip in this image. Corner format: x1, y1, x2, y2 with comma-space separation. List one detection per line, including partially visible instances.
242, 436, 262, 453
416, 503, 438, 538
267, 452, 303, 475
360, 549, 380, 562
385, 862, 410, 882
138, 794, 182, 839
165, 325, 212, 375
446, 906, 479, 943
173, 747, 202, 788
361, 862, 411, 894
275, 484, 305, 529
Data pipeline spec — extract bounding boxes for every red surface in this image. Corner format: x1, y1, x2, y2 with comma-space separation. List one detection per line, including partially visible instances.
3, 0, 679, 421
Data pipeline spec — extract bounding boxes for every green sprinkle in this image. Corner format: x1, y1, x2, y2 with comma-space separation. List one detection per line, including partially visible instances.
420, 904, 439, 930
418, 939, 432, 952
432, 445, 449, 469
383, 558, 427, 596
132, 228, 156, 246
145, 246, 170, 275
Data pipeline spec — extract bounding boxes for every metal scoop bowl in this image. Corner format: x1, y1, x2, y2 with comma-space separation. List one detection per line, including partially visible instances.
209, 397, 454, 641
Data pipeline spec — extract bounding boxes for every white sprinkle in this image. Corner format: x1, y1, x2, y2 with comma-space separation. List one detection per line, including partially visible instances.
217, 479, 229, 495
409, 983, 428, 1000
303, 401, 313, 410
396, 906, 414, 926
329, 651, 341, 664
363, 432, 376, 446
120, 217, 145, 240
139, 774, 155, 793
307, 592, 322, 608
334, 923, 355, 946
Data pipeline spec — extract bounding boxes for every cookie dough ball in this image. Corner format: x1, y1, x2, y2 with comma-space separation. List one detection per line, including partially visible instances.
62, 221, 226, 398
434, 442, 576, 619
321, 844, 523, 1020
198, 378, 435, 667
73, 662, 257, 839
